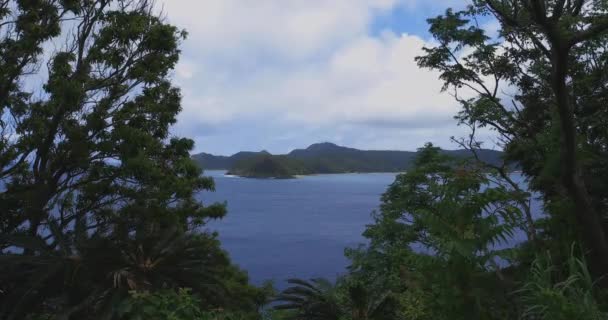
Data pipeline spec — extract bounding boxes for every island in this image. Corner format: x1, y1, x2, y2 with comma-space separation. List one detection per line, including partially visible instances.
226, 153, 309, 179
192, 142, 504, 179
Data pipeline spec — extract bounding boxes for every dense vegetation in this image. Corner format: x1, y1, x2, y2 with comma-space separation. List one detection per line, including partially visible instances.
272, 0, 608, 319
0, 1, 266, 319
226, 153, 309, 179
1, 0, 608, 319
199, 142, 504, 178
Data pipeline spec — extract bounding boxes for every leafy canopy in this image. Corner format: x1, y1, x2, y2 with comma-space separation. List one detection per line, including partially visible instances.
0, 1, 263, 319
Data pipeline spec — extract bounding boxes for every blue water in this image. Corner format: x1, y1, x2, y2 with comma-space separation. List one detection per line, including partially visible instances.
197, 171, 542, 288
198, 171, 396, 287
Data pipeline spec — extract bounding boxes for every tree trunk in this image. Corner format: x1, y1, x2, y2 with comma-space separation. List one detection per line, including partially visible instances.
551, 45, 608, 276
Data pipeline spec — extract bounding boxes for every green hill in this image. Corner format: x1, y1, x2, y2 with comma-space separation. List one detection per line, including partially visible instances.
227, 154, 309, 179
191, 151, 264, 170
287, 142, 418, 173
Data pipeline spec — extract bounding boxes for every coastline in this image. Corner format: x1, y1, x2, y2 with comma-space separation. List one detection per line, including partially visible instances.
220, 170, 406, 179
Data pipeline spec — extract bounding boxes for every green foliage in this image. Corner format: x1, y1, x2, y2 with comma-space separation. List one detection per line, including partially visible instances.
3, 1, 608, 319
0, 223, 267, 319
118, 289, 259, 320
518, 246, 606, 320
274, 278, 342, 320
273, 277, 393, 320
260, 309, 295, 320
269, 2, 608, 319
227, 154, 309, 179
0, 0, 261, 318
347, 144, 529, 319
119, 289, 205, 320
343, 144, 608, 319
338, 3, 608, 319
416, 0, 608, 273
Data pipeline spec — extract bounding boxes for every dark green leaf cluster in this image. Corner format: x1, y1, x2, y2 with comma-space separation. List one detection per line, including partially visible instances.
273, 277, 393, 320
118, 288, 260, 320
416, 0, 608, 273
0, 1, 265, 319
346, 144, 526, 320
227, 154, 310, 179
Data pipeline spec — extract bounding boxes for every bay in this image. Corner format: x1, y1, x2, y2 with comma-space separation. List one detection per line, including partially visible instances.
197, 170, 541, 288
199, 170, 396, 287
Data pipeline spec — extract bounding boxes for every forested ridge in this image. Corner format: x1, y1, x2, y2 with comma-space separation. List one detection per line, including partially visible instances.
1, 1, 608, 319
194, 142, 504, 178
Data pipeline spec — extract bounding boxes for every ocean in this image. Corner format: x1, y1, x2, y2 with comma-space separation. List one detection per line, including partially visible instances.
198, 170, 539, 288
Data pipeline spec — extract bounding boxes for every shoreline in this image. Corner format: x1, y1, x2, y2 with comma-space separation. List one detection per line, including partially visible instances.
205, 170, 406, 179
205, 169, 524, 179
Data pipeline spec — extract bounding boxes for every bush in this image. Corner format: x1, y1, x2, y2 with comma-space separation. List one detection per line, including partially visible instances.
518, 245, 606, 320
118, 289, 259, 320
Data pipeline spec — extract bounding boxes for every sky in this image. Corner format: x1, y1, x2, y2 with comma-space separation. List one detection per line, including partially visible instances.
159, 0, 496, 156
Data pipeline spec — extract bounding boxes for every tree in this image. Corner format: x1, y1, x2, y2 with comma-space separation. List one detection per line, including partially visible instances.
341, 2, 608, 318
1, 225, 266, 319
273, 278, 392, 320
0, 1, 260, 318
349, 144, 526, 319
274, 278, 342, 320
117, 288, 262, 320
416, 0, 608, 277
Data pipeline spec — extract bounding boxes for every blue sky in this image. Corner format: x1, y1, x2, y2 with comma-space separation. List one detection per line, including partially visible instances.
159, 0, 495, 156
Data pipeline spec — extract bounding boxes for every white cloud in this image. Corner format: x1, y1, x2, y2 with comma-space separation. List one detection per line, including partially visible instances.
174, 60, 197, 80
162, 0, 403, 61
174, 30, 457, 130
159, 0, 484, 153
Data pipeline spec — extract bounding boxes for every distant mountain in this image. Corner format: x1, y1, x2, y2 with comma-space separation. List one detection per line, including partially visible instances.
192, 151, 268, 170
287, 143, 418, 173
192, 142, 504, 178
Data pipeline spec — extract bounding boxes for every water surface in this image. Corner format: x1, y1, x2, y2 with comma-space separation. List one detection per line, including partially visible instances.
198, 170, 540, 288
199, 171, 396, 287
